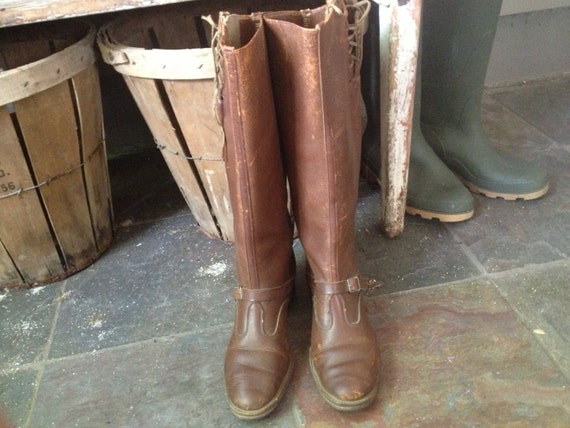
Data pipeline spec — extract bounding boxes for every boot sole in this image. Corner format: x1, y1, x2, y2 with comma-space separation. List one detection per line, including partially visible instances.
309, 351, 378, 412
462, 179, 550, 201
405, 205, 474, 222
228, 359, 294, 420
361, 162, 474, 223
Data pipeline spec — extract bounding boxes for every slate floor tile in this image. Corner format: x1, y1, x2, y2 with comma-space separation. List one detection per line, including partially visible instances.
356, 188, 482, 295
492, 260, 570, 380
48, 216, 236, 358
0, 369, 38, 428
0, 284, 63, 369
292, 279, 570, 426
28, 329, 297, 427
490, 76, 570, 144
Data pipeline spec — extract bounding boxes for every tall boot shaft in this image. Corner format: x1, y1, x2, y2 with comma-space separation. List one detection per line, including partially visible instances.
420, 0, 502, 129
264, 2, 364, 283
218, 14, 294, 289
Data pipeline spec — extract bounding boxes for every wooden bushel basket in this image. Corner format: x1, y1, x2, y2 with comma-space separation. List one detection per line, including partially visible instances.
0, 22, 113, 289
97, 8, 235, 241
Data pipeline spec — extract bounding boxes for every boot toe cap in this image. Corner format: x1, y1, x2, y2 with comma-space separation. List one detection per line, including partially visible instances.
225, 349, 293, 419
408, 181, 474, 214
406, 143, 475, 220
322, 373, 377, 402
310, 350, 379, 411
406, 179, 474, 221
226, 381, 272, 413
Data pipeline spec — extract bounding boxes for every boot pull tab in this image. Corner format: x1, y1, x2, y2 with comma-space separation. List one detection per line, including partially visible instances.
300, 9, 313, 28
326, 0, 345, 16
251, 12, 263, 29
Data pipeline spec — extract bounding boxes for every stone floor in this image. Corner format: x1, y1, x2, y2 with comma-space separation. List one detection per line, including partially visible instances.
1, 75, 569, 427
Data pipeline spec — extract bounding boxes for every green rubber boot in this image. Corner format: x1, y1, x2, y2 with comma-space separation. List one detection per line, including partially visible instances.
360, 3, 474, 222
420, 0, 549, 200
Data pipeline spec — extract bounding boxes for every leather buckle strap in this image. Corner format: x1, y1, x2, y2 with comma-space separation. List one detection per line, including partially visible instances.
314, 275, 366, 295
233, 277, 294, 302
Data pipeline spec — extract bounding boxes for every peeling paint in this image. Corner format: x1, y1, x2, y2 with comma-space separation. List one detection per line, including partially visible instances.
379, 0, 422, 237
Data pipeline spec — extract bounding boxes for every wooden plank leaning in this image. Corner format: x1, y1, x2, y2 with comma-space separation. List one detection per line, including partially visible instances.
377, 0, 422, 237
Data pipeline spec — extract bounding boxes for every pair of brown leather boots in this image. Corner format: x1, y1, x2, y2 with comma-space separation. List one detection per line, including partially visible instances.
214, 0, 378, 420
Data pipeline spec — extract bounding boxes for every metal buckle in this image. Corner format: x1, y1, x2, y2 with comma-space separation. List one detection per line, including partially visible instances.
346, 276, 361, 293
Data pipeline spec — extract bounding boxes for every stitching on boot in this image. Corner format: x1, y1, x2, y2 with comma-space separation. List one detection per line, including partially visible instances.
313, 294, 333, 330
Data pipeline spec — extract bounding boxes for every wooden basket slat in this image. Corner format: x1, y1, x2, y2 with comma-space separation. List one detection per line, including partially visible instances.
51, 35, 73, 52
150, 11, 202, 49
13, 80, 98, 268
123, 74, 220, 237
0, 39, 51, 68
110, 17, 150, 48
72, 64, 114, 250
164, 78, 234, 241
0, 108, 63, 284
0, 243, 22, 287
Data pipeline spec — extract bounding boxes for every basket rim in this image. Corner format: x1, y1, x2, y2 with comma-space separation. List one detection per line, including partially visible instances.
0, 22, 96, 106
97, 14, 215, 81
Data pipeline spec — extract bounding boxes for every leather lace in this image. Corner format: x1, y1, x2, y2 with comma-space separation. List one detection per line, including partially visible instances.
346, 0, 372, 75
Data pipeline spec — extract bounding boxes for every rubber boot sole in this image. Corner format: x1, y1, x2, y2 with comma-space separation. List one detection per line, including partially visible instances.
361, 162, 474, 223
228, 358, 294, 420
462, 179, 550, 201
405, 205, 474, 222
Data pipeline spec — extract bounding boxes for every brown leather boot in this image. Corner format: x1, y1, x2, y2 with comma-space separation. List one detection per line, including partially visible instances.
264, 0, 379, 411
217, 13, 295, 420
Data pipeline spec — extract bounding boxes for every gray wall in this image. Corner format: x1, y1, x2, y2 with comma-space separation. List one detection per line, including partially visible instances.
501, 0, 570, 15
486, 5, 570, 86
